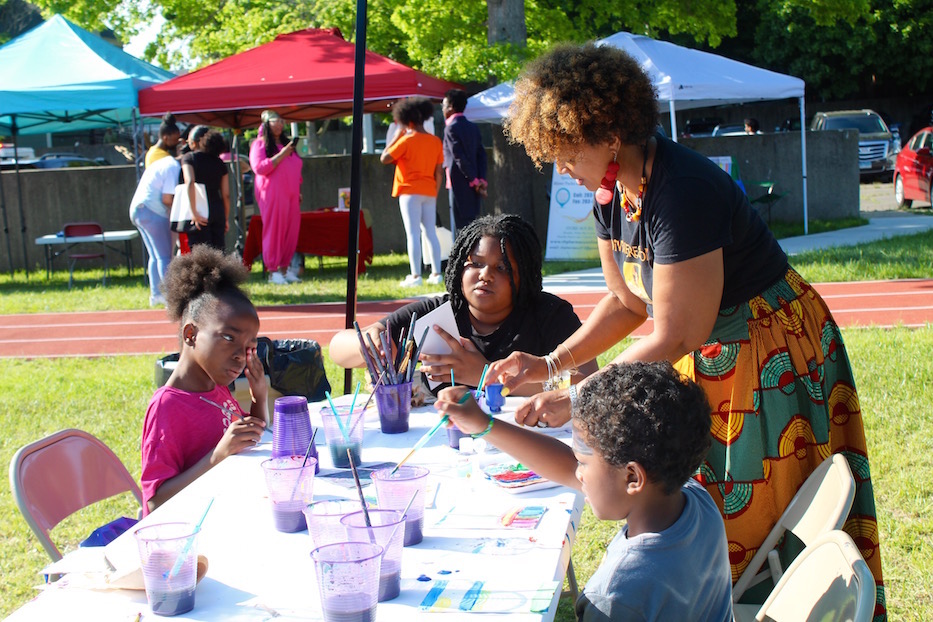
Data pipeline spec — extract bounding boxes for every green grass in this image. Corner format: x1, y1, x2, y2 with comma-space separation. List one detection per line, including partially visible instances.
2, 229, 932, 618
767, 216, 868, 240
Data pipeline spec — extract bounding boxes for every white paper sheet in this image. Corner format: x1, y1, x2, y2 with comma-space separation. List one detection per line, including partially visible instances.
411, 301, 461, 389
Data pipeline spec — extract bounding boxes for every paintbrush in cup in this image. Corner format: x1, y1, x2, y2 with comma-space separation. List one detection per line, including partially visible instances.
347, 449, 372, 527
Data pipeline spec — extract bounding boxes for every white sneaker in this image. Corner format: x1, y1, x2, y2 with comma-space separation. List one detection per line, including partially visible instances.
399, 275, 423, 288
269, 271, 287, 285
426, 273, 444, 285
284, 266, 301, 283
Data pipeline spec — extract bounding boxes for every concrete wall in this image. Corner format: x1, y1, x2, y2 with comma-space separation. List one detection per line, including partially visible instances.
0, 130, 857, 273
684, 130, 860, 223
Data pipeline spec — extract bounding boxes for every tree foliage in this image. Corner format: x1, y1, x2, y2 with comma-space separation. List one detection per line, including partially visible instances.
19, 0, 933, 99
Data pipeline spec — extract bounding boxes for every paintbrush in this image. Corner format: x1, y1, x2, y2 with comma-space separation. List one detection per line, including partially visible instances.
165, 497, 213, 580
391, 389, 472, 474
347, 449, 372, 527
199, 395, 243, 421
353, 321, 378, 383
288, 428, 319, 501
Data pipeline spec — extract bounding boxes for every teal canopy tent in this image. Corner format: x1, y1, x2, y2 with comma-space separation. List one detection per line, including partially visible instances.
0, 14, 174, 275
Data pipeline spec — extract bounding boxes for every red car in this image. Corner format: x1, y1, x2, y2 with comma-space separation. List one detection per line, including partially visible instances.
894, 126, 933, 208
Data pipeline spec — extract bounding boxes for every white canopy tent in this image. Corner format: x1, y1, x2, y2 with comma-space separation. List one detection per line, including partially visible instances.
465, 31, 810, 232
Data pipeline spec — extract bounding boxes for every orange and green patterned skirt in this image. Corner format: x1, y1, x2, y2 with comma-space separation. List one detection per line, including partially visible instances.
674, 267, 885, 621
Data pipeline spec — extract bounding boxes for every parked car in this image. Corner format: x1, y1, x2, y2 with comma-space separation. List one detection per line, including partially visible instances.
0, 144, 37, 170
894, 126, 933, 208
30, 153, 105, 168
711, 123, 748, 137
810, 109, 900, 179
681, 117, 723, 138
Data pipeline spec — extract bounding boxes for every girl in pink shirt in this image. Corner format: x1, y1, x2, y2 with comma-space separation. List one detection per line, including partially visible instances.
141, 245, 268, 514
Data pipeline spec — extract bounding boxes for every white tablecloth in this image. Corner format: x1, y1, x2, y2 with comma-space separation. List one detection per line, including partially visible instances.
9, 396, 583, 621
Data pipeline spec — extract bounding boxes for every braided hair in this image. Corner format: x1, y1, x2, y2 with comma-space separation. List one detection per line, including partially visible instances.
162, 245, 255, 332
444, 214, 543, 315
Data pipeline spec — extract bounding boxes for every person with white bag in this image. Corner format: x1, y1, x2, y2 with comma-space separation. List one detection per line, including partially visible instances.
130, 144, 180, 306
181, 126, 230, 251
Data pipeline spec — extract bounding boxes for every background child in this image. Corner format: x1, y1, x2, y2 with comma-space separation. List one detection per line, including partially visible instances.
436, 361, 733, 621
141, 245, 267, 514
329, 214, 596, 396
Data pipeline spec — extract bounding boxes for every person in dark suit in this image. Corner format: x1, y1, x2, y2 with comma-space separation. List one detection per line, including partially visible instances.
442, 89, 488, 239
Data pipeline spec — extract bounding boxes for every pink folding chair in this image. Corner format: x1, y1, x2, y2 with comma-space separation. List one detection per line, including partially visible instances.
62, 222, 107, 289
9, 429, 142, 561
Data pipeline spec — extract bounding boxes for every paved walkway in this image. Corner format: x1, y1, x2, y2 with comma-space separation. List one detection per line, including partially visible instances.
0, 215, 931, 359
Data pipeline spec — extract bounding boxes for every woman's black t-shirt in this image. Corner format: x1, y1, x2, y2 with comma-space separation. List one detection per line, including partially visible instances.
593, 134, 787, 316
180, 152, 228, 224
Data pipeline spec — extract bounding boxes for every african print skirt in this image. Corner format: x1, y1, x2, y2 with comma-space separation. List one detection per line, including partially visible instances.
674, 267, 885, 621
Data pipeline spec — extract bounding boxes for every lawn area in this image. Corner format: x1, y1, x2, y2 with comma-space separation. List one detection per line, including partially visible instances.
1, 230, 932, 619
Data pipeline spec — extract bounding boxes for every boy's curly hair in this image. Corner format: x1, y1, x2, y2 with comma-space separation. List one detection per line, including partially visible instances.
444, 214, 542, 315
575, 361, 712, 495
505, 42, 658, 166
161, 245, 254, 326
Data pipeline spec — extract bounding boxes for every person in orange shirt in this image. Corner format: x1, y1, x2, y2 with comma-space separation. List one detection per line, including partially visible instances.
381, 97, 444, 288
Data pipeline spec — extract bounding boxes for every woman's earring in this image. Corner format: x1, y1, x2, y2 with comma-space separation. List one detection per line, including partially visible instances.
595, 155, 619, 205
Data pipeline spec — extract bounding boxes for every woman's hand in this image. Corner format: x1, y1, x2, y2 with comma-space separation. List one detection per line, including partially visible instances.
418, 326, 489, 386
513, 389, 572, 428
436, 386, 489, 435
488, 351, 549, 395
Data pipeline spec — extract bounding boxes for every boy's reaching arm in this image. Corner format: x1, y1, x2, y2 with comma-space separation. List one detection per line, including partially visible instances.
436, 387, 581, 490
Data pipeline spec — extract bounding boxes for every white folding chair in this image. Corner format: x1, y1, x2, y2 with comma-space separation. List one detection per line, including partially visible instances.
733, 454, 856, 604
742, 530, 875, 622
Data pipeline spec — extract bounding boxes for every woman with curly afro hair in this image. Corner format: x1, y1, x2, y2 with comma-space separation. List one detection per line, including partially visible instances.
490, 42, 885, 615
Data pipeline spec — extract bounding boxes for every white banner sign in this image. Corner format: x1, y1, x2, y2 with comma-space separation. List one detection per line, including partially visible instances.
544, 165, 599, 261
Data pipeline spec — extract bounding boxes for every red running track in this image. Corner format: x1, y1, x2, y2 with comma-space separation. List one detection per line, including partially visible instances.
0, 279, 931, 359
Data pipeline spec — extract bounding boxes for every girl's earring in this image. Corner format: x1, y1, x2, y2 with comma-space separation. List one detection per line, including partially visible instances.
595, 153, 619, 205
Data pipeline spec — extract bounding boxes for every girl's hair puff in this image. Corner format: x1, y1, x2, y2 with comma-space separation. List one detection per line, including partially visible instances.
162, 245, 254, 326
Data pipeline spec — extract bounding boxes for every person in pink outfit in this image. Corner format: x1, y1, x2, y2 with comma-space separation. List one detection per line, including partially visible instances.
249, 109, 303, 285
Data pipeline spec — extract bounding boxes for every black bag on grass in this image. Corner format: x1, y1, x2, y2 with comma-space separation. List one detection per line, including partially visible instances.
256, 337, 331, 402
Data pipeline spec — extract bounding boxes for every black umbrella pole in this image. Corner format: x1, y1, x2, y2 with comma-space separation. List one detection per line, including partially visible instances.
344, 0, 368, 393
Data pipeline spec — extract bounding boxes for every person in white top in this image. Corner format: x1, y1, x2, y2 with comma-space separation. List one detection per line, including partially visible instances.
130, 149, 181, 306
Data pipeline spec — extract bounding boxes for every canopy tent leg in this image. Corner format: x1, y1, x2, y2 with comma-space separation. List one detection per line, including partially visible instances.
799, 96, 808, 235
669, 100, 678, 143
132, 108, 141, 182
12, 117, 29, 278
231, 132, 246, 257
344, 0, 368, 393
0, 165, 13, 274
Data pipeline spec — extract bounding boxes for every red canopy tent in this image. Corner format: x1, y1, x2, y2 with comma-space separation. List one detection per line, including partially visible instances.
138, 27, 459, 128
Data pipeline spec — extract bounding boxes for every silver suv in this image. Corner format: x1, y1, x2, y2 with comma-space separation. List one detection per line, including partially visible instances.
810, 109, 900, 178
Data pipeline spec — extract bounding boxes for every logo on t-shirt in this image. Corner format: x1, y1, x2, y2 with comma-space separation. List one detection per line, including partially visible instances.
623, 260, 651, 305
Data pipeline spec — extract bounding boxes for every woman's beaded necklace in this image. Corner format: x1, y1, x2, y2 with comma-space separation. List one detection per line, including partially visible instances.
618, 141, 650, 223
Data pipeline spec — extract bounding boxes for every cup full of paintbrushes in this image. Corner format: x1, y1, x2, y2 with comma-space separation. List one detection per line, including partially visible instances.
374, 381, 412, 434
359, 317, 426, 435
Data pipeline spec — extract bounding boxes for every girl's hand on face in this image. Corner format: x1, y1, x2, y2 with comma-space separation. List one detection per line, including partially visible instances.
418, 326, 488, 386
244, 347, 268, 401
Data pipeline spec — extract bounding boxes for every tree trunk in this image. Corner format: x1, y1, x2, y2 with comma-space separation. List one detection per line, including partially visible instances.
489, 132, 550, 244
486, 0, 526, 46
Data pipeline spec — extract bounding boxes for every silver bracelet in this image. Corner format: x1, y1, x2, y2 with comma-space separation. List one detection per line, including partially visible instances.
568, 384, 579, 411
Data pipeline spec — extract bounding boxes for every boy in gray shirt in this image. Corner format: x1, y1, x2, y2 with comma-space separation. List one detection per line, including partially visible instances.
437, 361, 733, 621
